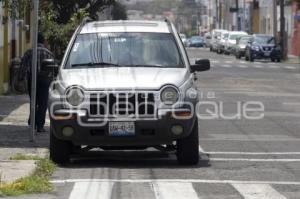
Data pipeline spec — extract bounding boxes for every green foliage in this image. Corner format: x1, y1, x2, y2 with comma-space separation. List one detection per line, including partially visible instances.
10, 153, 41, 161
4, 0, 32, 20
40, 4, 89, 59
112, 2, 128, 20
187, 29, 199, 37
0, 157, 56, 197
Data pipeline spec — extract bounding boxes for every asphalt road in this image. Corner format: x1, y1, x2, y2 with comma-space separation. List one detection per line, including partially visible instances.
8, 48, 300, 199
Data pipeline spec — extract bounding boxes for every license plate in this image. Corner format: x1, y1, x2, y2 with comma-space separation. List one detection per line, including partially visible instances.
109, 122, 135, 137
264, 52, 271, 56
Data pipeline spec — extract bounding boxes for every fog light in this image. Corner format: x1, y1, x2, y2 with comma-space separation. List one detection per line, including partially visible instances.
171, 125, 184, 135
62, 127, 74, 137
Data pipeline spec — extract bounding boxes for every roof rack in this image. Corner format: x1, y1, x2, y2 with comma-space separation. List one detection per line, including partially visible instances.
164, 18, 174, 35
75, 17, 93, 35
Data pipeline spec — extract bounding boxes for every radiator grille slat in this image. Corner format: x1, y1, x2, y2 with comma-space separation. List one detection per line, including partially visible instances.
89, 92, 155, 117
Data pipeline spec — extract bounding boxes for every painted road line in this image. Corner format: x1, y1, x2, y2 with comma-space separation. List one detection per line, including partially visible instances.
222, 64, 232, 68
264, 112, 300, 117
68, 182, 114, 199
199, 150, 300, 155
209, 158, 300, 162
253, 65, 263, 68
282, 102, 300, 106
236, 64, 248, 68
51, 179, 300, 186
205, 134, 300, 142
224, 91, 300, 97
152, 182, 198, 199
225, 61, 233, 64
284, 66, 297, 70
268, 65, 280, 69
232, 184, 286, 199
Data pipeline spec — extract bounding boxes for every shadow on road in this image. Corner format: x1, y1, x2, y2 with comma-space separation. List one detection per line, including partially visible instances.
0, 124, 49, 148
0, 95, 28, 121
60, 151, 210, 169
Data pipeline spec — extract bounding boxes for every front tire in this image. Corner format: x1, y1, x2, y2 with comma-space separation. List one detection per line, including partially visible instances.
50, 124, 72, 164
176, 120, 199, 165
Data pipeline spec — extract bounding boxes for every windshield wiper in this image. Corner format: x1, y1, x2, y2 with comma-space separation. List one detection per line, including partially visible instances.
124, 64, 165, 68
71, 62, 120, 67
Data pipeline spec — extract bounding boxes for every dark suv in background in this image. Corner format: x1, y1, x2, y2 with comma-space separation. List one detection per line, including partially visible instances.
245, 34, 281, 62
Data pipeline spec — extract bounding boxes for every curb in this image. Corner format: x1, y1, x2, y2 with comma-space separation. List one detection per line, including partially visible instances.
0, 160, 36, 184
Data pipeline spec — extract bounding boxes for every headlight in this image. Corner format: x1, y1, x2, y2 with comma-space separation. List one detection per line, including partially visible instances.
251, 46, 260, 51
161, 86, 179, 105
66, 87, 84, 106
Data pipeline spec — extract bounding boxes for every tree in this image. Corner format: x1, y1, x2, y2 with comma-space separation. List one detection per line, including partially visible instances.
4, 0, 32, 20
111, 2, 127, 20
49, 0, 115, 23
5, 0, 127, 58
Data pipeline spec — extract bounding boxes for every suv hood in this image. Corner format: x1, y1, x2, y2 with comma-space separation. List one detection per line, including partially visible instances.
59, 67, 189, 90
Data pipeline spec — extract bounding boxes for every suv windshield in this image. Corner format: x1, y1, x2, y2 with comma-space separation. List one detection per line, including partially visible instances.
254, 36, 275, 45
229, 34, 244, 40
239, 37, 251, 45
65, 33, 183, 68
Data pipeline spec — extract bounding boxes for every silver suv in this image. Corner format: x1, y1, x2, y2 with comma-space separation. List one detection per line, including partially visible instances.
48, 19, 210, 165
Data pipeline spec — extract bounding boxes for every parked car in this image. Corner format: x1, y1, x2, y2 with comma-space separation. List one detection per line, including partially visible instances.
210, 29, 227, 52
179, 33, 188, 46
245, 34, 281, 62
188, 36, 205, 47
204, 32, 212, 48
235, 36, 253, 59
224, 31, 248, 55
216, 31, 229, 54
47, 19, 210, 165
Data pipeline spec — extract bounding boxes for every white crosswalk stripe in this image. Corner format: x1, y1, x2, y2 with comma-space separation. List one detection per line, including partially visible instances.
268, 65, 280, 69
253, 65, 263, 68
232, 184, 287, 199
236, 64, 248, 68
63, 180, 296, 199
284, 66, 297, 70
152, 182, 199, 199
68, 182, 114, 199
221, 64, 232, 68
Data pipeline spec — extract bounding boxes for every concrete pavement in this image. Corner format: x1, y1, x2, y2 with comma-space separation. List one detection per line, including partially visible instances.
0, 95, 48, 184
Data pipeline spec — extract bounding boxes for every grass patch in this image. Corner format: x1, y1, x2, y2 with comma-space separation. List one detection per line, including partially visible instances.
9, 153, 42, 161
0, 155, 56, 197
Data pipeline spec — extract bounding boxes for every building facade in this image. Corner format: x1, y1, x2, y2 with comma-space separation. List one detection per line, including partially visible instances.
0, 0, 33, 94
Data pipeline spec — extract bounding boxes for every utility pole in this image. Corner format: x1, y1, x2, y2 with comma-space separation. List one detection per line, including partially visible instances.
279, 0, 286, 60
236, 0, 239, 31
273, 0, 278, 41
216, 0, 219, 29
243, 0, 246, 31
30, 0, 40, 142
3, 0, 9, 93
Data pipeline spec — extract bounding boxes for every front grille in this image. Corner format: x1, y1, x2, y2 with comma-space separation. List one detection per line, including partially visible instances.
262, 47, 273, 51
89, 92, 155, 118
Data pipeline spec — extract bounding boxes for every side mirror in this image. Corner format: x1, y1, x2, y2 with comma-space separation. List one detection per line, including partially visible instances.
191, 59, 210, 73
42, 59, 59, 76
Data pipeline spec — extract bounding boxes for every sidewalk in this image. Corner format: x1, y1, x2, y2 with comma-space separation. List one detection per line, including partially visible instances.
0, 95, 49, 183
285, 55, 300, 64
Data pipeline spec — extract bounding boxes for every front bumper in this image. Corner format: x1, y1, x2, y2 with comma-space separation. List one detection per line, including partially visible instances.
251, 49, 281, 59
50, 109, 196, 146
